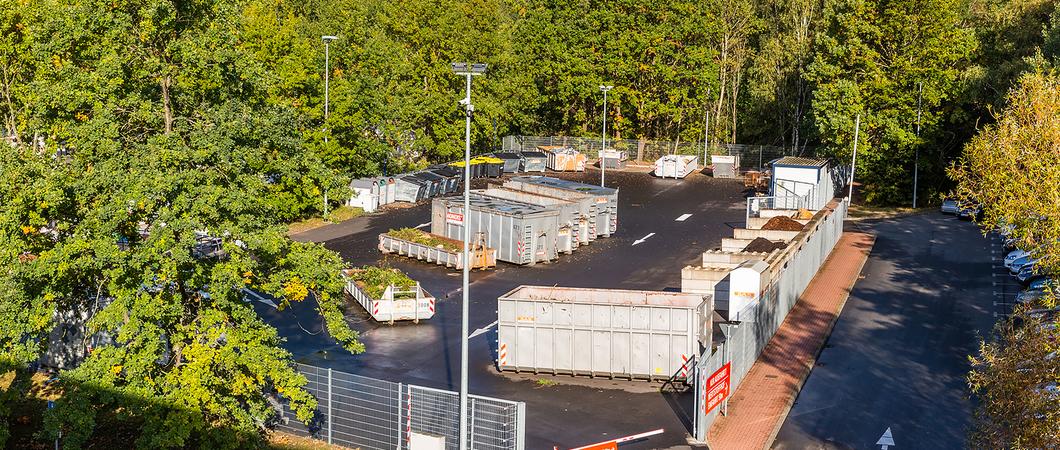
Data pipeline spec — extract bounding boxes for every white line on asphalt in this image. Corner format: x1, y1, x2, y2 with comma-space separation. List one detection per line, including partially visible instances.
469, 320, 497, 339
675, 214, 692, 222
632, 233, 656, 246
243, 289, 278, 309
415, 222, 430, 229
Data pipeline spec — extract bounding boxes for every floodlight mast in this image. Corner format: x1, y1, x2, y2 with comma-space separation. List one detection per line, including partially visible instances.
449, 61, 486, 450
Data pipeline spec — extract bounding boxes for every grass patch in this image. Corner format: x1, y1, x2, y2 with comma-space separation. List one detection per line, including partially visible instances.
847, 204, 931, 220
268, 431, 348, 450
287, 206, 364, 235
535, 378, 558, 387
386, 227, 461, 252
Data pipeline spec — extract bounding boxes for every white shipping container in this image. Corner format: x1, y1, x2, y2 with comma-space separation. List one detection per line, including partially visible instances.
343, 269, 436, 323
497, 286, 712, 381
654, 155, 698, 179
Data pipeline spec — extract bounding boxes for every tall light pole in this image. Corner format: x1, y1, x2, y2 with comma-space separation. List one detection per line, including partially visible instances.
321, 35, 338, 219
849, 113, 861, 204
451, 62, 486, 450
913, 82, 922, 209
599, 85, 613, 187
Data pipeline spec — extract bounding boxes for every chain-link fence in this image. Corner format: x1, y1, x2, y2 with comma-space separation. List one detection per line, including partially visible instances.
501, 135, 815, 171
275, 363, 526, 450
693, 198, 848, 441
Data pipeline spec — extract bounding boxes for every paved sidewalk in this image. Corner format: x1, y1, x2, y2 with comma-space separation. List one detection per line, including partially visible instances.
707, 230, 876, 450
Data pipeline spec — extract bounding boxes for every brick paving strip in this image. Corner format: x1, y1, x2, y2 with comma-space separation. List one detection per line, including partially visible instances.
707, 229, 877, 450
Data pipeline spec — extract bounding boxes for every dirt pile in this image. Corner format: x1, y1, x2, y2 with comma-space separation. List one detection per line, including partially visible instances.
761, 216, 805, 231
743, 237, 786, 253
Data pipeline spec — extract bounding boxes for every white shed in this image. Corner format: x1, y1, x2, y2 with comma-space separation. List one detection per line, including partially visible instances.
770, 157, 830, 210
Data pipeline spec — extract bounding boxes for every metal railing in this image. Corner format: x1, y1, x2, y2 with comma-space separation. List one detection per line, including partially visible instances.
274, 363, 526, 450
501, 135, 813, 170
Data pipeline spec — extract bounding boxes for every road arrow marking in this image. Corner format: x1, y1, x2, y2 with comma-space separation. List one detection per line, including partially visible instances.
876, 427, 895, 450
469, 320, 497, 339
632, 233, 656, 246
415, 222, 431, 229
675, 213, 692, 222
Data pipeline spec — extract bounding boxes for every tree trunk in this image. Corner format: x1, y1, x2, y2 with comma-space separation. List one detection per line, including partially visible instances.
161, 75, 173, 135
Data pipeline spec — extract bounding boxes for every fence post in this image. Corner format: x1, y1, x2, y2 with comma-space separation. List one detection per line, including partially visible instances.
468, 399, 476, 450
327, 367, 333, 445
637, 139, 645, 163
397, 382, 403, 450
515, 402, 526, 450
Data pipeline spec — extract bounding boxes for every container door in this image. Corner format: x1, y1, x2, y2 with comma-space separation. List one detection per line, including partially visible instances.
520, 225, 533, 264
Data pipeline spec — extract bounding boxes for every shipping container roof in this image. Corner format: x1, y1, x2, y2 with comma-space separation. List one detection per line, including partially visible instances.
438, 193, 558, 215
500, 285, 708, 308
772, 156, 828, 168
509, 176, 618, 195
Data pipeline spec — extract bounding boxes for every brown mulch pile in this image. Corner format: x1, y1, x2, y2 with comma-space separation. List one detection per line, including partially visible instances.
761, 216, 805, 231
743, 237, 787, 253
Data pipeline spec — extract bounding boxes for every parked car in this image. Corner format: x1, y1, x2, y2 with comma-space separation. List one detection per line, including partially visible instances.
1027, 277, 1055, 292
957, 201, 983, 220
1016, 288, 1050, 305
1016, 264, 1043, 284
1010, 254, 1038, 274
1005, 249, 1032, 269
940, 198, 959, 215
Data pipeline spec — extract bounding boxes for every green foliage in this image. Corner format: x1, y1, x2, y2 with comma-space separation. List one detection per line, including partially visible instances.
387, 228, 461, 252
950, 70, 1060, 275
0, 0, 364, 446
346, 266, 416, 299
807, 0, 975, 204
967, 309, 1060, 448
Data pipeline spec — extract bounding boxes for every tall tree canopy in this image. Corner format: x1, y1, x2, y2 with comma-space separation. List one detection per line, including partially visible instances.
0, 0, 361, 446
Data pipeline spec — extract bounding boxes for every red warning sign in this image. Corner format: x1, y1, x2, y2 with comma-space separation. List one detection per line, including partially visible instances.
703, 362, 731, 415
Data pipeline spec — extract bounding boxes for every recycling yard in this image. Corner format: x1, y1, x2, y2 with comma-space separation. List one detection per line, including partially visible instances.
258, 169, 749, 449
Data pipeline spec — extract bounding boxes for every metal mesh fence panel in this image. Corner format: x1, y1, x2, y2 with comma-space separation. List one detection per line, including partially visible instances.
502, 135, 815, 170
275, 364, 525, 450
693, 197, 848, 441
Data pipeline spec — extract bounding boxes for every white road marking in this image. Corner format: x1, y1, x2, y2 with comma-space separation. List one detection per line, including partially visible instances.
243, 289, 278, 309
469, 320, 497, 339
415, 222, 431, 229
876, 427, 895, 450
675, 213, 692, 222
632, 233, 656, 246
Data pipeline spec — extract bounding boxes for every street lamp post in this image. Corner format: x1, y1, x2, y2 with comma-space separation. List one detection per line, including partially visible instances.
321, 35, 338, 219
599, 85, 613, 187
451, 62, 486, 450
913, 82, 922, 209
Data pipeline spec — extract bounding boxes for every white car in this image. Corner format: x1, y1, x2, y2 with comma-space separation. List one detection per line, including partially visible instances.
1005, 249, 1031, 269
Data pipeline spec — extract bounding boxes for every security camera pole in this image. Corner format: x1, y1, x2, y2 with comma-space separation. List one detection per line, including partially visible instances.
600, 85, 613, 187
450, 62, 486, 450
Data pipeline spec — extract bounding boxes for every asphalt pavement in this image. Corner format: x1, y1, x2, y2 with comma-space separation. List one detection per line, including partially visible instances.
771, 212, 996, 450
259, 170, 749, 449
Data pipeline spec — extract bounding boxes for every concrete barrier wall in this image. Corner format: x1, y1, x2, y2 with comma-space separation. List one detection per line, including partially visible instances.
721, 238, 754, 252
693, 199, 848, 442
733, 228, 802, 241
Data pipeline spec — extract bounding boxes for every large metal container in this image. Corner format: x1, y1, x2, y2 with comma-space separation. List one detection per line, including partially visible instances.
472, 156, 505, 177
474, 187, 587, 250
348, 178, 379, 212
492, 152, 524, 173
600, 150, 628, 169
378, 231, 497, 270
427, 166, 461, 194
431, 194, 561, 265
654, 155, 698, 179
342, 269, 436, 324
411, 171, 444, 197
394, 175, 428, 202
540, 146, 587, 172
519, 151, 547, 172
497, 286, 712, 380
503, 176, 618, 238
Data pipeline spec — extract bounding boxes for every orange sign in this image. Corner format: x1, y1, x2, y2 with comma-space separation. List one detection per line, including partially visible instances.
574, 441, 617, 450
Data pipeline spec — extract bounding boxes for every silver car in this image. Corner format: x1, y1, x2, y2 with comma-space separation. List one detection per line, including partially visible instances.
940, 199, 959, 214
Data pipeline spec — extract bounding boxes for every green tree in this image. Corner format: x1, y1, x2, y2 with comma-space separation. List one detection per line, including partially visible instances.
0, 0, 363, 446
808, 0, 975, 204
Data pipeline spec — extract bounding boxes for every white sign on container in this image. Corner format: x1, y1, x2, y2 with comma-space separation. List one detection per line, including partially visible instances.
445, 211, 464, 225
